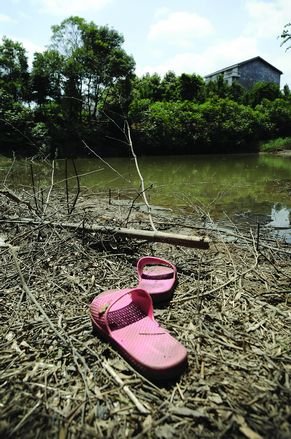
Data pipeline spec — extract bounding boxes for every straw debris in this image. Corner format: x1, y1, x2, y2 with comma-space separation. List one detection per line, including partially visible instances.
0, 188, 290, 438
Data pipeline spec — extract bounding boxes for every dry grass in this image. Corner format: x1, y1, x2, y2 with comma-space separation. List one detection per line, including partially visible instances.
0, 188, 291, 438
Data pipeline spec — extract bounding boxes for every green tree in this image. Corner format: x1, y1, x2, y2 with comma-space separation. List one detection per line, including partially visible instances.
200, 98, 262, 150
228, 81, 246, 103
0, 91, 36, 154
282, 84, 291, 98
0, 37, 37, 154
257, 98, 291, 137
246, 81, 281, 107
50, 16, 135, 123
160, 71, 179, 101
205, 75, 229, 99
131, 100, 204, 153
132, 73, 163, 102
31, 50, 64, 105
0, 36, 29, 102
178, 73, 205, 102
130, 98, 263, 154
131, 72, 206, 104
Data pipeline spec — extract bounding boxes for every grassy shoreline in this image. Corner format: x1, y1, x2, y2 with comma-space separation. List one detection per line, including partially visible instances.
260, 136, 291, 153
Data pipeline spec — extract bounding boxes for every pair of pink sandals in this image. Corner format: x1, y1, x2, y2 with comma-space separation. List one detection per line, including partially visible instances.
90, 257, 187, 381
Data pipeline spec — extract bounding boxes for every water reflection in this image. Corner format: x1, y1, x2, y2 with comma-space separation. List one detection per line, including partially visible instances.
269, 204, 291, 229
1, 153, 291, 239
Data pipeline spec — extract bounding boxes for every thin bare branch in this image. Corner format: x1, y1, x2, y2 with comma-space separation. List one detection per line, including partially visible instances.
125, 120, 157, 231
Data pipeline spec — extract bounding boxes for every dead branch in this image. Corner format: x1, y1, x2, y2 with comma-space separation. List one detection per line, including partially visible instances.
103, 361, 149, 414
0, 217, 210, 249
0, 189, 33, 211
124, 120, 157, 232
42, 160, 55, 216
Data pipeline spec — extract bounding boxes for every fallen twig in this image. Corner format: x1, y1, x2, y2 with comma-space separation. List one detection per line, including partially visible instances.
0, 217, 210, 249
103, 361, 149, 415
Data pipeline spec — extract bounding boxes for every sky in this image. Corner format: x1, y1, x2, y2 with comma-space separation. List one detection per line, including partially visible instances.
1, 0, 291, 87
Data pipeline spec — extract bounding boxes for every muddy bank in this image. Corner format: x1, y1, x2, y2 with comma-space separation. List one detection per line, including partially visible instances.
0, 189, 291, 438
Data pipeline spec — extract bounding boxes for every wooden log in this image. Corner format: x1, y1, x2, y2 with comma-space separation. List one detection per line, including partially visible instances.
0, 218, 210, 249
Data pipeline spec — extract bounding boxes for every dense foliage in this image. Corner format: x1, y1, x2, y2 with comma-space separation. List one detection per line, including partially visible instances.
1, 17, 291, 157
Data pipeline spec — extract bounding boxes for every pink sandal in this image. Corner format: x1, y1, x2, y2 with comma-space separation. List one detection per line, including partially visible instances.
90, 288, 187, 380
137, 257, 177, 303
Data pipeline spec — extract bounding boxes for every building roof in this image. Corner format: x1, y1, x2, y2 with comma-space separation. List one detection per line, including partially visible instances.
205, 56, 283, 78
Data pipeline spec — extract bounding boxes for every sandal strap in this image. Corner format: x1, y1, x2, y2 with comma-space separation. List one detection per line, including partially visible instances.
137, 257, 176, 278
91, 288, 153, 335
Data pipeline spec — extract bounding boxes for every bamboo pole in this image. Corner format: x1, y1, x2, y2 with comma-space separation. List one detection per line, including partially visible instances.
0, 218, 210, 249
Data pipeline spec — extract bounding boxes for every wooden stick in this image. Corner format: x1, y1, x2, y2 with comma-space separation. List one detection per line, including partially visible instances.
1, 218, 210, 249
0, 189, 33, 211
103, 361, 149, 414
125, 121, 157, 232
42, 159, 55, 216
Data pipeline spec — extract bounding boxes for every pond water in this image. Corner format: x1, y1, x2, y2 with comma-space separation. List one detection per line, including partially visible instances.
1, 153, 291, 242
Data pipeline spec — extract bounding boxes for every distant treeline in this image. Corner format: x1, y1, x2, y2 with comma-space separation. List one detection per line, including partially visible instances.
1, 16, 291, 158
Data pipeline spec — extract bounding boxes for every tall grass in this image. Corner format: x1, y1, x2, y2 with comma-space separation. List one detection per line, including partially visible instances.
260, 137, 291, 152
